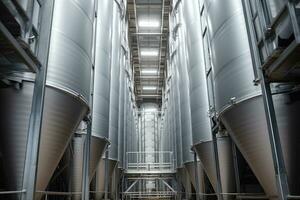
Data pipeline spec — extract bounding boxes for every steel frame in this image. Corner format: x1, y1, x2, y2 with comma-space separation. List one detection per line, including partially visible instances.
241, 0, 300, 199
20, 0, 55, 199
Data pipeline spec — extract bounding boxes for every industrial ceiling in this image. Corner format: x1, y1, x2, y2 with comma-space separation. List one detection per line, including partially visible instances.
127, 0, 171, 106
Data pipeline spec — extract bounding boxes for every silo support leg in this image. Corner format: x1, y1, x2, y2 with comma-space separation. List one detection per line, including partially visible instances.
81, 121, 92, 200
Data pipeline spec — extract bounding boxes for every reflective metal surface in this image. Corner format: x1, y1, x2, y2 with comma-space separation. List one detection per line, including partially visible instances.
46, 0, 94, 102
194, 137, 235, 198
71, 134, 109, 200
185, 161, 205, 195
108, 1, 122, 161
0, 0, 94, 198
206, 0, 300, 197
183, 0, 212, 145
176, 2, 193, 165
221, 91, 300, 197
0, 81, 88, 198
92, 0, 113, 141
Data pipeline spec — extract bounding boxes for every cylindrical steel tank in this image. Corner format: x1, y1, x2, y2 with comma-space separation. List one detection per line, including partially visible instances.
117, 51, 126, 169
94, 1, 123, 199
170, 2, 195, 197
71, 122, 109, 200
175, 2, 194, 166
181, 0, 215, 193
174, 64, 183, 169
185, 160, 205, 195
170, 0, 236, 197
69, 0, 114, 198
108, 0, 121, 163
0, 0, 94, 198
205, 0, 300, 197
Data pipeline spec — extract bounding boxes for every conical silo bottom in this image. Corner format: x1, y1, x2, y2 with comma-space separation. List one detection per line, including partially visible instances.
185, 161, 205, 195
217, 137, 236, 200
194, 141, 217, 192
182, 167, 193, 199
95, 159, 118, 200
220, 92, 300, 198
0, 81, 88, 200
176, 167, 191, 198
110, 167, 121, 200
71, 135, 108, 200
194, 138, 236, 200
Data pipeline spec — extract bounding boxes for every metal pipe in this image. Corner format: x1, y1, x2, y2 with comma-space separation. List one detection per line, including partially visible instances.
36, 191, 82, 196
288, 195, 300, 199
0, 190, 26, 195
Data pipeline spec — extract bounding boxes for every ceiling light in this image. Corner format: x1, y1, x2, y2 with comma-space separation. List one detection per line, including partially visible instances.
141, 69, 158, 75
143, 86, 157, 90
138, 20, 160, 28
144, 107, 157, 112
140, 49, 159, 57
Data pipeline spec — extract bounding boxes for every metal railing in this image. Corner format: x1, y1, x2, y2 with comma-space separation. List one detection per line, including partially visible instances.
126, 151, 175, 173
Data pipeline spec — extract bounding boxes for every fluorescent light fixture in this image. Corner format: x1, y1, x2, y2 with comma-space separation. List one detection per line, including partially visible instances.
140, 49, 159, 57
138, 20, 160, 28
145, 108, 157, 112
144, 107, 157, 112
141, 69, 158, 75
143, 86, 157, 90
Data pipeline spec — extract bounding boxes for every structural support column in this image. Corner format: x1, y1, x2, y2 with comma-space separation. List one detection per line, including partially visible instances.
81, 120, 92, 200
212, 131, 223, 200
232, 142, 241, 198
241, 1, 290, 199
104, 151, 110, 199
21, 1, 54, 199
260, 78, 289, 200
193, 151, 200, 200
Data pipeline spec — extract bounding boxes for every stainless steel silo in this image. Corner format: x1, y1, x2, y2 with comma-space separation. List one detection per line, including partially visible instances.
107, 0, 121, 164
69, 0, 114, 198
118, 54, 126, 169
168, 3, 184, 173
94, 1, 122, 199
185, 160, 205, 195
169, 0, 236, 198
70, 123, 108, 200
171, 3, 194, 197
205, 0, 300, 197
0, 0, 94, 198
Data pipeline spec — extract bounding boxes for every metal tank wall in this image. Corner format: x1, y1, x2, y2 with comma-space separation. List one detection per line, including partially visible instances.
169, 64, 180, 169
174, 1, 194, 167
204, 0, 300, 198
0, 0, 95, 199
118, 17, 129, 169
107, 0, 122, 163
169, 0, 237, 198
180, 0, 215, 193
69, 0, 114, 198
171, 50, 183, 170
169, 1, 195, 197
94, 1, 126, 199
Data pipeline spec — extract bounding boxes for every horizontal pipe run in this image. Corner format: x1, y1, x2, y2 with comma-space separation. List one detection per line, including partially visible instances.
0, 190, 26, 195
